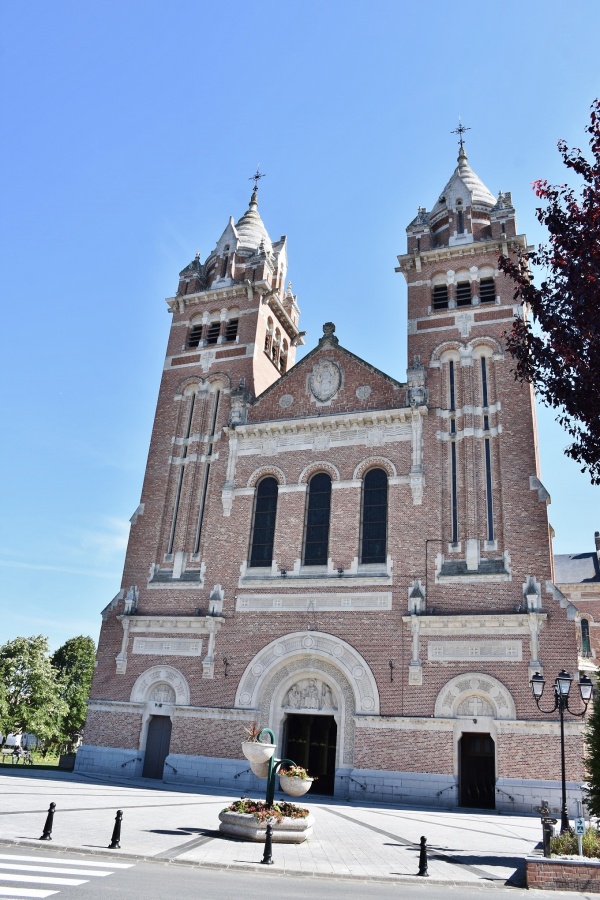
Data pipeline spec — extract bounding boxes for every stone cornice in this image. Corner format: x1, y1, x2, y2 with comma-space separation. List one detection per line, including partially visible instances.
117, 615, 223, 636
87, 700, 144, 714
401, 612, 547, 635
396, 234, 530, 273
227, 406, 423, 441
166, 284, 248, 313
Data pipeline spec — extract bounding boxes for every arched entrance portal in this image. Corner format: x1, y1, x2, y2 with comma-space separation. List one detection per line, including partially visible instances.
235, 632, 380, 795
284, 714, 337, 795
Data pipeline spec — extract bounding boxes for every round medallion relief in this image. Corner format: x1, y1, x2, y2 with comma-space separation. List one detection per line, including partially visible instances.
362, 697, 375, 711
251, 663, 264, 676
302, 636, 315, 649
273, 644, 285, 657
353, 666, 365, 678
279, 394, 294, 409
239, 692, 252, 706
309, 360, 341, 402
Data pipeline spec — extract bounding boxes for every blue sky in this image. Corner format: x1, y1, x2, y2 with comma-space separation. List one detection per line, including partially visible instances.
1, 1, 599, 651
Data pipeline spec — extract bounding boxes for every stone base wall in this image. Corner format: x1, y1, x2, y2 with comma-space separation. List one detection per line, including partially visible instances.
75, 744, 144, 778
163, 753, 266, 792
339, 767, 457, 805
496, 777, 583, 816
526, 855, 600, 892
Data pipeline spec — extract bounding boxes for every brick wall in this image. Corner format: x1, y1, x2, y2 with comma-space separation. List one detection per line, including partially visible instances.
83, 711, 142, 749
526, 856, 600, 892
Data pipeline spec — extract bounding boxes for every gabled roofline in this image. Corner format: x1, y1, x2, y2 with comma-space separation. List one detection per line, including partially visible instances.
253, 332, 406, 405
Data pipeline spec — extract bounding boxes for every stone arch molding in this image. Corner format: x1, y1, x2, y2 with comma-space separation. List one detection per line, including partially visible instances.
353, 456, 397, 480
434, 673, 516, 720
234, 631, 380, 716
259, 656, 357, 767
298, 461, 341, 484
247, 464, 287, 488
130, 665, 190, 705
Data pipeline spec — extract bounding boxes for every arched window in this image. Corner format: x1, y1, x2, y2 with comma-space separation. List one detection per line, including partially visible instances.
360, 468, 388, 564
264, 317, 274, 353
581, 619, 592, 657
303, 473, 332, 566
187, 322, 203, 348
249, 477, 278, 567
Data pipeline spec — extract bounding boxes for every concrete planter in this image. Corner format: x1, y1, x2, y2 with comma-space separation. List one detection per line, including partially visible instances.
279, 773, 314, 797
249, 758, 270, 778
241, 741, 276, 765
218, 810, 314, 843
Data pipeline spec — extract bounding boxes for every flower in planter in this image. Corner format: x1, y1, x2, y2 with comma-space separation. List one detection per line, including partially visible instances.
242, 721, 264, 742
223, 799, 310, 823
279, 765, 316, 781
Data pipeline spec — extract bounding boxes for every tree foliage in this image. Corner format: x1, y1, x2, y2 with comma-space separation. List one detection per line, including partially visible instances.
499, 99, 600, 484
51, 635, 96, 746
0, 636, 67, 741
583, 691, 600, 818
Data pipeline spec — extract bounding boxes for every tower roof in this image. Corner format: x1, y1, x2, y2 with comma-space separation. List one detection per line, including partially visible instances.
234, 187, 272, 252
430, 145, 496, 219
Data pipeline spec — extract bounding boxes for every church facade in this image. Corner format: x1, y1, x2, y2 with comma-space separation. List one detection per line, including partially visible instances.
78, 145, 586, 814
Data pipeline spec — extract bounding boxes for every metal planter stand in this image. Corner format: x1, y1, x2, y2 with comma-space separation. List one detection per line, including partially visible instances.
255, 727, 299, 807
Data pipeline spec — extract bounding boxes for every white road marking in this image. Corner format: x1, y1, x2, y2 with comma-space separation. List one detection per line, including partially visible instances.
0, 890, 59, 899
0, 866, 110, 878
0, 876, 87, 887
0, 857, 132, 869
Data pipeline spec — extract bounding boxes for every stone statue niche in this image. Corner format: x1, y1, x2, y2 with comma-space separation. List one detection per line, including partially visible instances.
283, 679, 337, 711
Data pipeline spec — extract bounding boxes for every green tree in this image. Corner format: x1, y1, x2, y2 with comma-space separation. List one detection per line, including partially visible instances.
499, 99, 600, 484
51, 635, 96, 747
583, 691, 600, 818
0, 636, 67, 742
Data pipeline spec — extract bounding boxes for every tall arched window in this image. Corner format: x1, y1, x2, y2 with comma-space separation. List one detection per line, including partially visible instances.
361, 468, 388, 564
303, 473, 332, 566
581, 619, 592, 657
249, 477, 278, 567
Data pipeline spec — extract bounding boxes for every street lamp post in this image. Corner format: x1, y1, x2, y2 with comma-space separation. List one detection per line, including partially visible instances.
529, 669, 594, 833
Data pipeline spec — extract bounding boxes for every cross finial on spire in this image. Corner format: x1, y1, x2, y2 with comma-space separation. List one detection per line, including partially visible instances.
451, 119, 471, 149
249, 166, 266, 189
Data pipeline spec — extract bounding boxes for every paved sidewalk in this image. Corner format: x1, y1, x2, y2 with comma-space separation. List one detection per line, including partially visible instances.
0, 768, 547, 889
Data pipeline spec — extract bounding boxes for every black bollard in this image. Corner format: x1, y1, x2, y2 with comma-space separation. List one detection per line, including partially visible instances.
261, 822, 274, 865
417, 835, 429, 877
108, 810, 123, 849
39, 802, 56, 841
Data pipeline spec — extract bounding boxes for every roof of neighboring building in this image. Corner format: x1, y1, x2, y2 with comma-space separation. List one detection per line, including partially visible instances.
554, 552, 600, 584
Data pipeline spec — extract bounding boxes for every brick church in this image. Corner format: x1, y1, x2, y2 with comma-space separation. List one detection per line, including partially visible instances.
78, 142, 588, 813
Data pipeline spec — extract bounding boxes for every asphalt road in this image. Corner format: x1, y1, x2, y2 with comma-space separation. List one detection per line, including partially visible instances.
0, 846, 595, 900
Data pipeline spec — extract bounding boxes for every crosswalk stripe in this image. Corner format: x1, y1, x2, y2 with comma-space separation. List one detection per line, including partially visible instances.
0, 876, 87, 887
0, 857, 132, 870
0, 866, 110, 878
0, 890, 59, 898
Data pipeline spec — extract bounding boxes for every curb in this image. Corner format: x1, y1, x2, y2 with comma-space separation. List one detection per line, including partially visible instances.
0, 837, 522, 889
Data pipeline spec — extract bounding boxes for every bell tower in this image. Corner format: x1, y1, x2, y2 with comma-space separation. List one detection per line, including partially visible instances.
171, 182, 303, 399
109, 184, 304, 603
396, 137, 553, 592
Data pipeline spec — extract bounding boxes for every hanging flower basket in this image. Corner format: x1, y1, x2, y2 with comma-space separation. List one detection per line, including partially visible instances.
279, 766, 315, 797
241, 741, 276, 765
249, 758, 270, 778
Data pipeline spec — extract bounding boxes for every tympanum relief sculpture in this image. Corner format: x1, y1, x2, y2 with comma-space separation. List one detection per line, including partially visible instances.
283, 679, 337, 711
